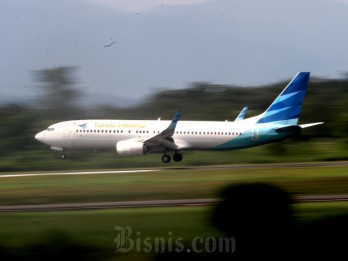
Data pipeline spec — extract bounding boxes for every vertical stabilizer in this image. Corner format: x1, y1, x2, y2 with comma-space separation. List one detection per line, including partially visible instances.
257, 72, 310, 125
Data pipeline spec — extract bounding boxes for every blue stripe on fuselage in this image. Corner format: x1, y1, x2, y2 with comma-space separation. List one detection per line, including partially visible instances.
211, 124, 293, 150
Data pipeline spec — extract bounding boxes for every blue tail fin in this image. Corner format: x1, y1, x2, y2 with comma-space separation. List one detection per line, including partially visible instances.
257, 72, 310, 125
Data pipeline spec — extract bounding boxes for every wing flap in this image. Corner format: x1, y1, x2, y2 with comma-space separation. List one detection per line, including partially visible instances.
154, 137, 178, 150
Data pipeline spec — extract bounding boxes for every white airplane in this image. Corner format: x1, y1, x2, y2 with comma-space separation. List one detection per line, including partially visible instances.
35, 72, 323, 163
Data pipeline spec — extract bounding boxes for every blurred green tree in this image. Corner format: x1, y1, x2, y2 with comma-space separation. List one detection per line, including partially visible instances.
33, 66, 82, 120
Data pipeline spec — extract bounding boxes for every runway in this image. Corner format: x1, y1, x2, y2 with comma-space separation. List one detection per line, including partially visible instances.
1, 161, 348, 178
0, 169, 158, 178
1, 161, 348, 212
1, 195, 348, 212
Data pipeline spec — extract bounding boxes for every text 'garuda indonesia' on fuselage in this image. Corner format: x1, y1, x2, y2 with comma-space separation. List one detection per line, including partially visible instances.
35, 72, 323, 163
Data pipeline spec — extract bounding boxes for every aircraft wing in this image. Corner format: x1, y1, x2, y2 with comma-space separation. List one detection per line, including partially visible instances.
143, 111, 182, 151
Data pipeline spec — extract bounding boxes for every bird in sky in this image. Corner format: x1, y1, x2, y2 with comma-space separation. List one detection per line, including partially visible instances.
104, 40, 116, 48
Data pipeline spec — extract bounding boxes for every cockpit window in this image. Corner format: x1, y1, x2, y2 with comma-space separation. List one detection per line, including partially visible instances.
47, 128, 55, 131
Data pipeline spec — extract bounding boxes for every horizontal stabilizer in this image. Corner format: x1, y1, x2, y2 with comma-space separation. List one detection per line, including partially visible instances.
275, 125, 301, 133
275, 122, 324, 132
300, 122, 324, 129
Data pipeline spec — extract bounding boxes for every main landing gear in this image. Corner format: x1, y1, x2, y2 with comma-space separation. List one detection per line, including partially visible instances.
161, 152, 183, 163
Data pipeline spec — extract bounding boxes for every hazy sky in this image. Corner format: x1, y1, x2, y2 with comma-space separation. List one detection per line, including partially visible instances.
1, 0, 348, 105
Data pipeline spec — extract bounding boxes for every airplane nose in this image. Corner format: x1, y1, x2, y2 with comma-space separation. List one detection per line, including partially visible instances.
35, 131, 46, 143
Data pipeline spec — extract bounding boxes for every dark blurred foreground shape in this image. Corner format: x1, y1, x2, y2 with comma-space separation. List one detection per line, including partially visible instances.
155, 183, 348, 261
211, 183, 295, 259
0, 232, 109, 261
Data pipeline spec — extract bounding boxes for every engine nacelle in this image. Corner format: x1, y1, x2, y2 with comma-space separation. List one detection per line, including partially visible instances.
116, 140, 145, 156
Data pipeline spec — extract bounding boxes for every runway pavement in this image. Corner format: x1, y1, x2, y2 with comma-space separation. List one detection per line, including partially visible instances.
0, 169, 158, 178
1, 161, 348, 212
1, 161, 348, 178
1, 195, 348, 212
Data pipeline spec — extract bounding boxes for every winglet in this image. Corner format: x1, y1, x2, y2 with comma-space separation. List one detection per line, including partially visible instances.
167, 111, 181, 132
234, 106, 248, 122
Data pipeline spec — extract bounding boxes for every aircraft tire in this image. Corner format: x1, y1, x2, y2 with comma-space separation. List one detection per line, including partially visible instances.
162, 154, 171, 163
173, 153, 183, 162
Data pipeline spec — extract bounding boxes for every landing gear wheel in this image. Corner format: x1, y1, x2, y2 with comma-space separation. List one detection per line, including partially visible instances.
173, 153, 183, 162
161, 154, 171, 163
60, 154, 67, 160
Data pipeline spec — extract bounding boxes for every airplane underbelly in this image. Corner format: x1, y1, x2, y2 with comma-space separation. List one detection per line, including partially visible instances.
190, 138, 229, 150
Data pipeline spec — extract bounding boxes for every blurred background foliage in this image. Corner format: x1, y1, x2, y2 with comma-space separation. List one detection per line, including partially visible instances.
1, 66, 348, 171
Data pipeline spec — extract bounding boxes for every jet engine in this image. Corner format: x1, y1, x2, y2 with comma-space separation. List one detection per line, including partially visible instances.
116, 140, 145, 156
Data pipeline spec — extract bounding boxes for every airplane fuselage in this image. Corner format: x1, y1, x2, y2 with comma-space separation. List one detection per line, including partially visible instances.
35, 117, 292, 153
